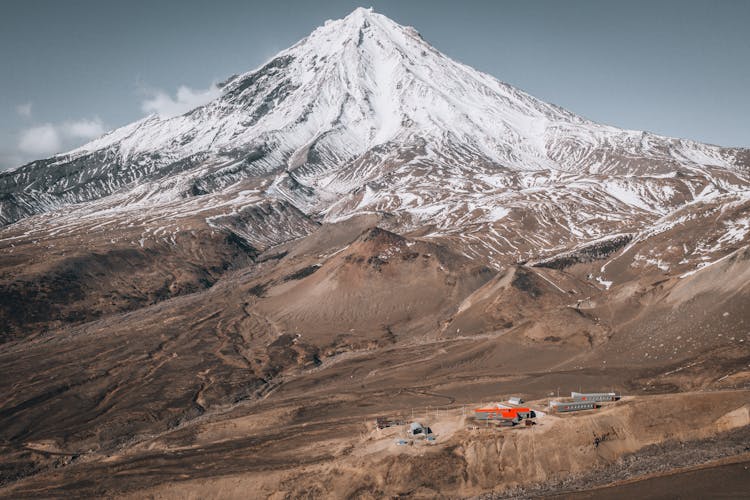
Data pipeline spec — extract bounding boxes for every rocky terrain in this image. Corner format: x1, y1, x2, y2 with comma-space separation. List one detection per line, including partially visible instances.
1, 7, 749, 499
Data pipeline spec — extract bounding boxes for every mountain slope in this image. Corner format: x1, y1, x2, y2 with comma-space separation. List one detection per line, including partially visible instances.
1, 7, 748, 344
1, 8, 748, 271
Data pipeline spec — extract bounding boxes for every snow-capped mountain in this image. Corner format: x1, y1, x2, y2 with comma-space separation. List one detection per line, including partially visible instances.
1, 7, 748, 269
3, 12, 750, 489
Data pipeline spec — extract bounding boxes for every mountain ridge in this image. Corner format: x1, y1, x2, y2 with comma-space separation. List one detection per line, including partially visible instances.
1, 8, 748, 272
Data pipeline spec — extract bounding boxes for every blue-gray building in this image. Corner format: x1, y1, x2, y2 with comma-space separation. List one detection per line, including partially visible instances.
550, 400, 596, 412
571, 392, 619, 402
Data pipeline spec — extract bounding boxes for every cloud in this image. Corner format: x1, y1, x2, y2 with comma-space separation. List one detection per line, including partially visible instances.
18, 124, 62, 156
65, 118, 105, 139
16, 102, 33, 118
16, 117, 105, 159
141, 84, 221, 118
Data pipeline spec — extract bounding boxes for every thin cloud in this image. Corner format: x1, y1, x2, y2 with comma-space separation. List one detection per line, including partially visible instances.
16, 102, 33, 118
18, 124, 61, 156
16, 117, 106, 159
141, 84, 221, 118
65, 118, 105, 139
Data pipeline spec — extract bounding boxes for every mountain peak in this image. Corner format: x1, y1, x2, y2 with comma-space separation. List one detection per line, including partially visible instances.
333, 7, 387, 29
344, 6, 375, 20
309, 6, 423, 55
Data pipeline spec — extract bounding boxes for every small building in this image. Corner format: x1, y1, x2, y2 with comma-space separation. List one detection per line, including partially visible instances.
508, 397, 524, 405
550, 400, 596, 412
408, 422, 432, 436
512, 408, 535, 419
571, 392, 619, 402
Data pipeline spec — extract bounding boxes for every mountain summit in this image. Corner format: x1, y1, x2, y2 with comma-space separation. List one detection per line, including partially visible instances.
1, 8, 748, 267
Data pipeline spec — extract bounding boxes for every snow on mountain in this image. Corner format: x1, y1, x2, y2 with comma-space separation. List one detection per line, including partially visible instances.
61, 7, 741, 175
1, 7, 748, 268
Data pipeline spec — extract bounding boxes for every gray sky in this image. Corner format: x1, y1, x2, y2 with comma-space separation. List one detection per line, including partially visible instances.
1, 0, 748, 170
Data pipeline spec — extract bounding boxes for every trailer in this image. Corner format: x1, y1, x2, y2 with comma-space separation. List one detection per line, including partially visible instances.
571, 392, 619, 402
495, 418, 517, 427
473, 412, 517, 426
376, 417, 405, 429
